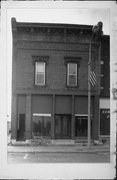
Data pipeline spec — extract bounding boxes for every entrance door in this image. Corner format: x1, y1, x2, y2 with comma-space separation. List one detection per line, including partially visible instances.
17, 114, 25, 141
55, 115, 71, 139
100, 109, 110, 135
75, 116, 88, 137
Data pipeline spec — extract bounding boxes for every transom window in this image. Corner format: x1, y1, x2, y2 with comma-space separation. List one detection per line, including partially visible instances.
35, 62, 45, 85
67, 63, 77, 86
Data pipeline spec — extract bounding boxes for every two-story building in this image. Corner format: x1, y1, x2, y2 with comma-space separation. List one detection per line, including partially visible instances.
11, 18, 102, 144
99, 35, 110, 141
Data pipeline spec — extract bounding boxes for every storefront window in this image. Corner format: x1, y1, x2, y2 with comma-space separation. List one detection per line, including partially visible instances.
33, 114, 51, 137
100, 109, 110, 135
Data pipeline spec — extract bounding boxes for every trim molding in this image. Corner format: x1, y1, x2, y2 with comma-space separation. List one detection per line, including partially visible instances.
32, 56, 49, 65
33, 113, 51, 117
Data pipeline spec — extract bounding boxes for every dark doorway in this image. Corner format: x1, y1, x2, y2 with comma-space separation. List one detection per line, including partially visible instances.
17, 114, 25, 141
75, 116, 88, 137
100, 109, 110, 135
55, 114, 71, 139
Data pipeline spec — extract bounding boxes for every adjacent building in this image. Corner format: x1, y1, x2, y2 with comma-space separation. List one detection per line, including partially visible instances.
99, 35, 110, 141
11, 18, 109, 143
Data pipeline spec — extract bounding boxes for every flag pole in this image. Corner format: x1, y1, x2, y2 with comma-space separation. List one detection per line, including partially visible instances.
87, 21, 103, 148
88, 40, 92, 148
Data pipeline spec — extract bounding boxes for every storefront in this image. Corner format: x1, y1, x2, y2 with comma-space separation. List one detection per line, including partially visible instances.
99, 99, 110, 137
15, 94, 97, 141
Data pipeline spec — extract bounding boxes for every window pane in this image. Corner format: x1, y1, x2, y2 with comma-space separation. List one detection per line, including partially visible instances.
69, 63, 77, 74
33, 116, 51, 137
36, 73, 44, 84
43, 116, 51, 136
35, 62, 45, 85
69, 75, 77, 86
33, 116, 42, 136
36, 62, 45, 73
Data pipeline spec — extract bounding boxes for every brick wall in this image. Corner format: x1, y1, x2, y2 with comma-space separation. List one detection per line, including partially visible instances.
14, 40, 99, 94
11, 21, 100, 95
100, 36, 110, 97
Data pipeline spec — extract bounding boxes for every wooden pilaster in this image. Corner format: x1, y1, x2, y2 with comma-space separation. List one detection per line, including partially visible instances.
11, 94, 17, 140
52, 94, 55, 139
94, 94, 100, 140
25, 94, 32, 139
71, 95, 75, 139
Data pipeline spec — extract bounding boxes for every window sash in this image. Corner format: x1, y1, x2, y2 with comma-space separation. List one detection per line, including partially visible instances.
67, 63, 77, 86
35, 62, 45, 85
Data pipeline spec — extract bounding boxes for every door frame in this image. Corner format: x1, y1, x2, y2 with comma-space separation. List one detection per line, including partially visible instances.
75, 114, 92, 138
17, 113, 25, 141
54, 114, 72, 139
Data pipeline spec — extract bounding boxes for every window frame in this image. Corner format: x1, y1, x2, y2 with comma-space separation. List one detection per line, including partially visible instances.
67, 62, 78, 87
32, 113, 51, 137
35, 61, 45, 86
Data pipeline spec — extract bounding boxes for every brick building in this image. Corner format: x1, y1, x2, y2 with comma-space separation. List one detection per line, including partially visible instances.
99, 35, 110, 140
11, 18, 105, 143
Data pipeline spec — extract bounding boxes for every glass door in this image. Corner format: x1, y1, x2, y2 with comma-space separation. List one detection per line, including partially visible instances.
75, 116, 88, 137
55, 114, 71, 139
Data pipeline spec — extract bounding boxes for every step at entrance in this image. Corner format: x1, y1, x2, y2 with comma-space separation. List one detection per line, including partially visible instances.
52, 140, 75, 145
31, 138, 52, 145
75, 138, 94, 145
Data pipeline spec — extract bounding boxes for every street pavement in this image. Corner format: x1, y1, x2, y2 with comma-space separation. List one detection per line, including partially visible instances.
8, 151, 110, 163
7, 143, 110, 163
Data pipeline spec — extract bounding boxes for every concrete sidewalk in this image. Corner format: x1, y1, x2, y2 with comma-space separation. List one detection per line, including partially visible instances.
8, 143, 110, 154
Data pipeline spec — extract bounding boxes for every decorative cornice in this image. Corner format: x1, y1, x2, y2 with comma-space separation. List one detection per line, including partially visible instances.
32, 56, 49, 65
11, 17, 17, 40
64, 56, 81, 66
12, 18, 105, 44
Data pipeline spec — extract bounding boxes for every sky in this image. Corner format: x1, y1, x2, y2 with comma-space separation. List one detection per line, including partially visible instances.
7, 8, 110, 34
6, 7, 110, 121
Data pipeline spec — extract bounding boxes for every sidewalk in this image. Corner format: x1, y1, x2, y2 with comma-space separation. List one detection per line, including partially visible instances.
8, 143, 110, 154
7, 133, 110, 154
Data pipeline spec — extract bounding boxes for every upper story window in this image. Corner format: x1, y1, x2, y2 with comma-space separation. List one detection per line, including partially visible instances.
35, 62, 45, 85
67, 63, 77, 86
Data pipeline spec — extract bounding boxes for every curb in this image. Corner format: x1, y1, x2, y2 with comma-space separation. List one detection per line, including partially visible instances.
8, 143, 110, 154
8, 149, 110, 154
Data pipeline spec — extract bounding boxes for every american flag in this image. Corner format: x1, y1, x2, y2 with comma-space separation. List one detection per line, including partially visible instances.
89, 64, 97, 86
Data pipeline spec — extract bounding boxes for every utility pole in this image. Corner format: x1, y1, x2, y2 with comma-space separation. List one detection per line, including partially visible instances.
88, 41, 92, 148
87, 22, 103, 148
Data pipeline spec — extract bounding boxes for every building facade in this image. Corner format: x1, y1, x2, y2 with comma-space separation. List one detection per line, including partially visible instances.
99, 35, 110, 140
11, 18, 102, 143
